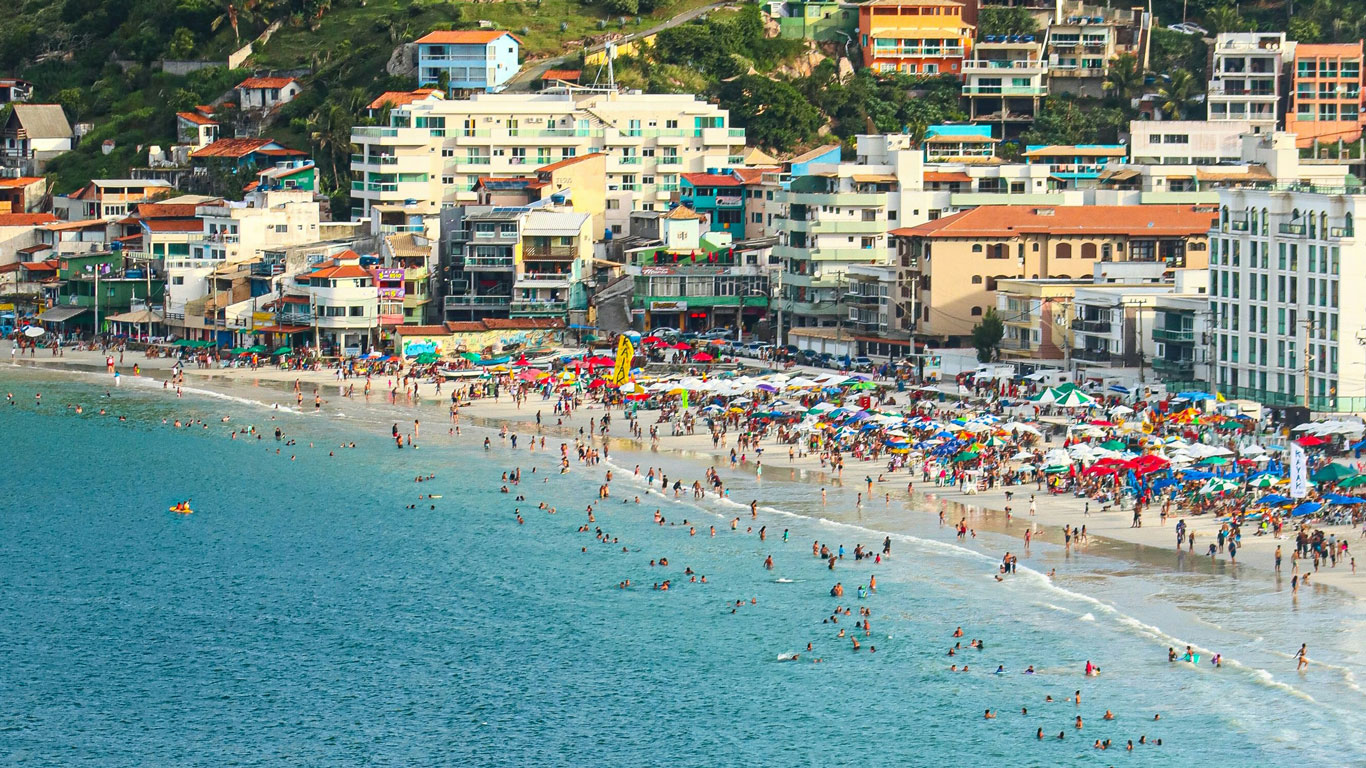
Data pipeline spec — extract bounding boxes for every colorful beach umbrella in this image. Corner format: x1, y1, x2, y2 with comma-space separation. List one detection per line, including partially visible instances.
1310, 463, 1355, 482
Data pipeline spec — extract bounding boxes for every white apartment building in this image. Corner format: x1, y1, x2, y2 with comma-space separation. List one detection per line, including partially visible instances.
300, 252, 379, 355
1208, 33, 1292, 130
1210, 185, 1363, 412
962, 38, 1048, 124
165, 189, 321, 334
349, 88, 746, 231
1127, 120, 1254, 165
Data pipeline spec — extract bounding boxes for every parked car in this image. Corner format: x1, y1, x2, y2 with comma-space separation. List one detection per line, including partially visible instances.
700, 328, 735, 340
1167, 22, 1207, 35
851, 356, 874, 370
647, 326, 679, 338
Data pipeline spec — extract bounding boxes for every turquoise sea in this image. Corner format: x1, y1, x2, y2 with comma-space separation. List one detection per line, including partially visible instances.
2, 367, 1365, 766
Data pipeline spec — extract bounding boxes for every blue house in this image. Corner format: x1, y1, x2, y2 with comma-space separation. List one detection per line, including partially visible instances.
415, 30, 521, 94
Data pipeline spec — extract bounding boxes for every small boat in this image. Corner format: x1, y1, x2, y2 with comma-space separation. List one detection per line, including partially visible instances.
169, 503, 193, 515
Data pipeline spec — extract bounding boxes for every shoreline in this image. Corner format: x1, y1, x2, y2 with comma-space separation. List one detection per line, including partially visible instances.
7, 349, 1363, 600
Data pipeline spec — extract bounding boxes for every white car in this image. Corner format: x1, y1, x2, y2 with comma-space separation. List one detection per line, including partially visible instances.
1167, 22, 1207, 36
647, 326, 680, 337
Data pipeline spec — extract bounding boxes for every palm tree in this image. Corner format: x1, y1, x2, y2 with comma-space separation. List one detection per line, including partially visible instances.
212, 0, 259, 45
1205, 5, 1248, 34
1104, 53, 1144, 102
308, 102, 353, 194
1157, 69, 1200, 120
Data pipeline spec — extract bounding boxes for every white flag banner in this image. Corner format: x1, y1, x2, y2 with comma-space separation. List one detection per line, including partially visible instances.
1289, 443, 1309, 499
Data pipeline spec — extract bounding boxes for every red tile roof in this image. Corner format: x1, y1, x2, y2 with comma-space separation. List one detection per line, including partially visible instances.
923, 171, 973, 183
415, 30, 521, 45
730, 167, 775, 184
683, 172, 743, 187
396, 324, 451, 335
21, 260, 59, 272
890, 205, 1218, 239
366, 89, 443, 110
256, 147, 307, 156
144, 219, 205, 233
191, 137, 276, 159
237, 77, 299, 90
176, 111, 218, 126
541, 69, 582, 81
309, 265, 371, 279
137, 203, 205, 218
0, 213, 58, 226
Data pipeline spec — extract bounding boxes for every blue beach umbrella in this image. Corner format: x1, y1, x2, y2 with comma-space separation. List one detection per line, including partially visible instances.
1291, 501, 1323, 517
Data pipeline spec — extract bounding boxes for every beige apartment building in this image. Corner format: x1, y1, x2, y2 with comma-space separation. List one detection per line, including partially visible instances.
350, 88, 745, 232
891, 204, 1215, 344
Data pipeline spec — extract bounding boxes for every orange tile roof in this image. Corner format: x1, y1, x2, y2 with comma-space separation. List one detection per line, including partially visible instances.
310, 265, 371, 279
730, 167, 776, 184
177, 111, 218, 126
237, 77, 299, 90
366, 88, 442, 110
191, 137, 276, 159
144, 219, 205, 233
890, 205, 1217, 239
43, 219, 108, 232
416, 30, 521, 45
923, 171, 973, 183
0, 213, 58, 226
396, 324, 451, 335
542, 69, 582, 81
536, 152, 605, 174
0, 177, 44, 188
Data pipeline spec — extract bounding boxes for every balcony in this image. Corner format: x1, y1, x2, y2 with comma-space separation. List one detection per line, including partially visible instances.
1153, 327, 1195, 343
1152, 357, 1196, 376
510, 300, 568, 316
350, 153, 400, 167
776, 192, 885, 206
278, 310, 314, 325
963, 59, 1048, 74
444, 295, 511, 309
464, 255, 515, 270
523, 244, 578, 260
251, 262, 284, 277
962, 85, 1048, 96
870, 46, 965, 57
659, 156, 683, 165
1073, 347, 1112, 363
1073, 318, 1111, 334
1279, 223, 1306, 236
519, 271, 572, 283
787, 218, 886, 235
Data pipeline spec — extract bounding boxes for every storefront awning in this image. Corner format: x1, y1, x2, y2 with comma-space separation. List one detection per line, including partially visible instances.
39, 306, 88, 323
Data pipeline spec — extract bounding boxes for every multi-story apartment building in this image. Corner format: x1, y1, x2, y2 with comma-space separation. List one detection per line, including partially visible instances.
622, 208, 772, 334
962, 36, 1047, 130
55, 179, 174, 221
414, 30, 521, 94
772, 0, 861, 41
680, 168, 775, 240
1208, 33, 1291, 130
1022, 144, 1126, 186
1045, 5, 1149, 98
858, 0, 974, 77
439, 204, 592, 322
1284, 42, 1364, 149
1127, 120, 1255, 165
1209, 186, 1363, 412
892, 204, 1215, 345
297, 251, 379, 356
1150, 268, 1212, 391
349, 89, 745, 231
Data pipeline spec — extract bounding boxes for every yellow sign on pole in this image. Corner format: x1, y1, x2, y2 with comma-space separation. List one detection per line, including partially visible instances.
612, 336, 635, 385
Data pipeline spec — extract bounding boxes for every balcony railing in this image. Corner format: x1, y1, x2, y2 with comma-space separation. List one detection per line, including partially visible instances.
1073, 347, 1112, 363
962, 85, 1048, 96
1073, 318, 1111, 334
1152, 357, 1196, 375
1153, 327, 1195, 343
523, 245, 578, 260
510, 300, 568, 315
444, 295, 511, 308
1279, 223, 1306, 236
464, 255, 515, 270
520, 271, 572, 281
659, 156, 683, 165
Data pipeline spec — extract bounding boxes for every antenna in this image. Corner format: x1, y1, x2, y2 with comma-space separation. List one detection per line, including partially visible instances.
606, 43, 617, 91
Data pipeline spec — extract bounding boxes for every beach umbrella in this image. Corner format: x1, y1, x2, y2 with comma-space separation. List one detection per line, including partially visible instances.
694, 352, 715, 362
1198, 456, 1231, 466
1054, 390, 1097, 408
1290, 501, 1323, 517
1199, 477, 1241, 495
272, 347, 292, 356
670, 342, 691, 350
460, 352, 482, 362
1322, 493, 1366, 505
1044, 463, 1071, 473
245, 345, 267, 354
227, 346, 247, 355
1254, 494, 1294, 506
1336, 474, 1366, 488
1099, 439, 1126, 451
983, 435, 1008, 448
1248, 475, 1281, 488
24, 326, 45, 338
1296, 435, 1328, 448
1310, 463, 1355, 482
414, 352, 440, 364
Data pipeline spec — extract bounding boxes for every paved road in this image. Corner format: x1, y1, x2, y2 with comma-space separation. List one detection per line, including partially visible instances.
505, 0, 729, 91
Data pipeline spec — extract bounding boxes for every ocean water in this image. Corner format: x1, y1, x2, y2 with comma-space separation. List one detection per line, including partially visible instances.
1, 368, 1364, 766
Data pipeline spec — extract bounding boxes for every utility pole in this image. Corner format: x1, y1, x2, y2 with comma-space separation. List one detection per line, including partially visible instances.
1303, 317, 1315, 411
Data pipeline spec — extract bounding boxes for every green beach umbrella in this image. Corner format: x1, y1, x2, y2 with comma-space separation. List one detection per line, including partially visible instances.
955, 449, 980, 462
1198, 456, 1230, 466
1100, 439, 1126, 451
227, 347, 247, 355
245, 345, 267, 354
1044, 463, 1070, 473
173, 339, 193, 347
273, 347, 292, 356
850, 381, 877, 391
1311, 463, 1356, 483
1337, 473, 1366, 488
414, 352, 440, 364
461, 352, 481, 362
1249, 475, 1280, 488
1054, 390, 1097, 408
1199, 477, 1241, 495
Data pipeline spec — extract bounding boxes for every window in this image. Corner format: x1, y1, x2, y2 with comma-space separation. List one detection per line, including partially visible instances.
442, 176, 454, 184
970, 306, 982, 316
348, 306, 364, 317
606, 199, 619, 210
441, 148, 454, 157
972, 244, 983, 252
1081, 243, 1097, 259
1056, 243, 1072, 259
971, 275, 982, 284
